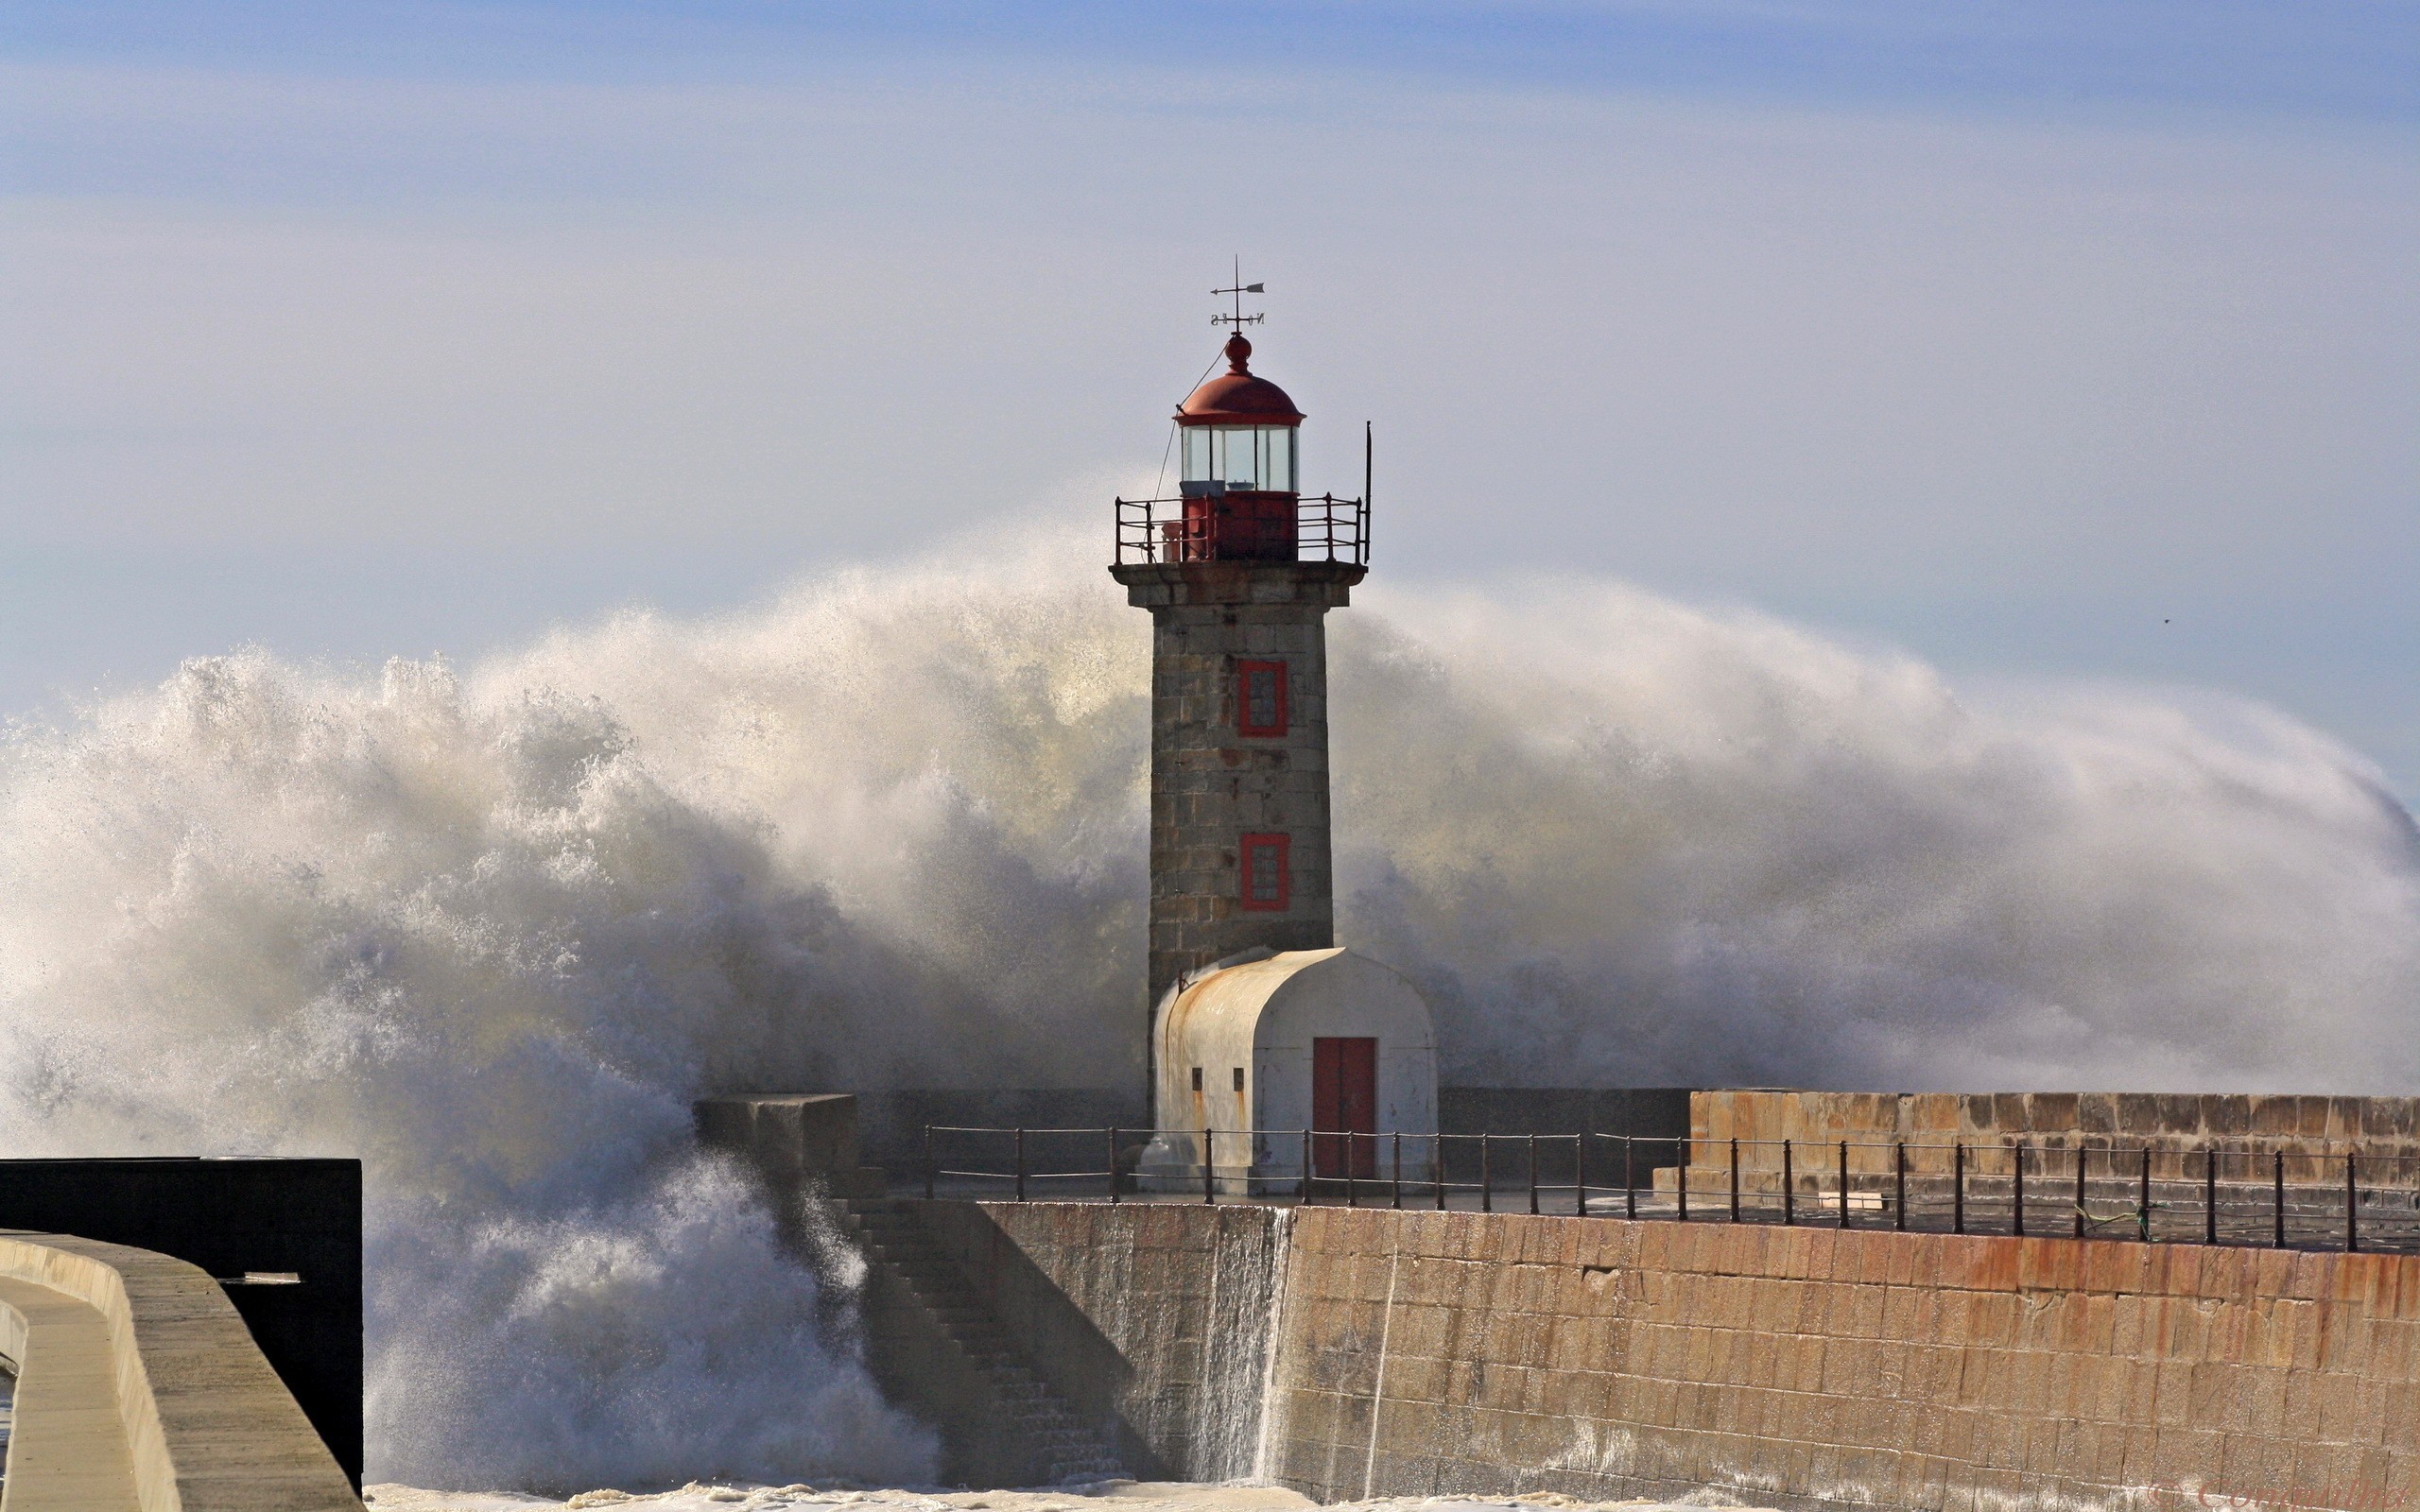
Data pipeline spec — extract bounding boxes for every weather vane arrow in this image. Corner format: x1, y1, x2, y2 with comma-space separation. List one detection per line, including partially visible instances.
1213, 256, 1266, 331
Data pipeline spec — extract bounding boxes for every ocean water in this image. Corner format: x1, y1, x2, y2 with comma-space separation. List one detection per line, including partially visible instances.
4, 527, 2415, 1489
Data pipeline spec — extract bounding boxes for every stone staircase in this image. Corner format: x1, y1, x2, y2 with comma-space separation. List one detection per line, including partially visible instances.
838, 1197, 1125, 1485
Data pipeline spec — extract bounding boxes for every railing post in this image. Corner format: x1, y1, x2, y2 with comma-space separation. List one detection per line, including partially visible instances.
924, 1125, 936, 1202
1782, 1140, 1795, 1226
2204, 1146, 2217, 1246
1729, 1138, 1740, 1224
1015, 1126, 1027, 1203
1528, 1133, 1540, 1216
1578, 1130, 1590, 1216
2273, 1149, 2286, 1247
1894, 1142, 1907, 1231
1393, 1131, 1404, 1210
1675, 1138, 1687, 1224
1839, 1140, 1851, 1229
2013, 1142, 2026, 1237
2073, 1144, 2087, 1239
1624, 1136, 1637, 1221
1302, 1128, 1313, 1206
2138, 1145, 2152, 1243
2345, 1152, 2359, 1253
1109, 1126, 1122, 1204
1435, 1135, 1446, 1211
1953, 1143, 1965, 1235
1203, 1126, 1216, 1205
1480, 1134, 1493, 1213
1347, 1135, 1358, 1208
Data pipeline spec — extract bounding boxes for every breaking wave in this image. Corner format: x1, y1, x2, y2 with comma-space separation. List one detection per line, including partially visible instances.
1, 525, 2413, 1487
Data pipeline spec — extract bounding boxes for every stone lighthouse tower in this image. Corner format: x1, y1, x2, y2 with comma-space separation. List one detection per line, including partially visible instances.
1114, 285, 1431, 1177
1111, 301, 1366, 1024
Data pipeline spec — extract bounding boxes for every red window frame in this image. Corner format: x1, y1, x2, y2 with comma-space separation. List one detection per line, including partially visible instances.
1239, 833, 1290, 911
1236, 660, 1288, 738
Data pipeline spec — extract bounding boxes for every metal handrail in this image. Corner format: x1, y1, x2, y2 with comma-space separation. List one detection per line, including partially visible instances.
911, 1125, 2420, 1253
1112, 493, 1368, 567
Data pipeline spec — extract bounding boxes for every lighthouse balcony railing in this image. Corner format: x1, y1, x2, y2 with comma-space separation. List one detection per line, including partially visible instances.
1112, 492, 1368, 567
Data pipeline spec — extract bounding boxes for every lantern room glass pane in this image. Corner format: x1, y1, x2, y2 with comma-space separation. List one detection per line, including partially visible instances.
1267, 427, 1297, 491
1180, 425, 1299, 490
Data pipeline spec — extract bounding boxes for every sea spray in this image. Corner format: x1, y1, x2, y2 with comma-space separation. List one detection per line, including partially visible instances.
0, 649, 942, 1488
2, 530, 2416, 1487
1335, 579, 2420, 1092
1194, 1207, 1286, 1481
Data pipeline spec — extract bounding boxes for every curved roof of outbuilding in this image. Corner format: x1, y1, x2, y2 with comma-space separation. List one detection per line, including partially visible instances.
1177, 335, 1305, 427
1164, 947, 1432, 1043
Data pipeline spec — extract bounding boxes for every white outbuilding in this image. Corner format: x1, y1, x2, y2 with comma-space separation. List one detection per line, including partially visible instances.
1138, 946, 1438, 1195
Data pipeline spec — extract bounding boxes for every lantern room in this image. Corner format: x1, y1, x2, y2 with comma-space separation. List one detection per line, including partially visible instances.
1168, 334, 1305, 560
1178, 334, 1304, 493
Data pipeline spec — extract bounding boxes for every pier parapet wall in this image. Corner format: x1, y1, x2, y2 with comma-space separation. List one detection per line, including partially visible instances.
922, 1200, 2418, 1510
1682, 1090, 2420, 1190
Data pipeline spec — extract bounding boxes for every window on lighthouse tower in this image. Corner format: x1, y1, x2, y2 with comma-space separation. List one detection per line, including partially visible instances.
1237, 661, 1288, 737
1240, 833, 1290, 911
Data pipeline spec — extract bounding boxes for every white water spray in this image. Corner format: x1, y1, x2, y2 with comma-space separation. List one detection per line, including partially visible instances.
1, 530, 2413, 1488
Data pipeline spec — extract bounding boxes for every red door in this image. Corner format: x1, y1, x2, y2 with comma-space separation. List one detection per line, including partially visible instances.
1311, 1037, 1378, 1179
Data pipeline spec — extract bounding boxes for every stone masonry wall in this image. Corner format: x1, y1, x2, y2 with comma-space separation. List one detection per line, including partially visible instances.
1268, 1208, 2420, 1510
926, 1201, 2418, 1510
1678, 1091, 2420, 1191
1115, 561, 1362, 1016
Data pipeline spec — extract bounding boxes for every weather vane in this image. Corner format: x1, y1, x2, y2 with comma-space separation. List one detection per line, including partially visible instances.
1212, 256, 1265, 334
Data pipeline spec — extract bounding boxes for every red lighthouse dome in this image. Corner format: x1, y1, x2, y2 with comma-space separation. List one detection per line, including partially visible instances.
1176, 335, 1305, 426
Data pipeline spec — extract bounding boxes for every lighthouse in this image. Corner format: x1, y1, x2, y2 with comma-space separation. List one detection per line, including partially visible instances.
1115, 281, 1435, 1194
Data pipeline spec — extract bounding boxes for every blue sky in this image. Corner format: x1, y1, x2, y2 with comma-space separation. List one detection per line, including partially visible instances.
9, 3, 2417, 118
6, 3, 2418, 789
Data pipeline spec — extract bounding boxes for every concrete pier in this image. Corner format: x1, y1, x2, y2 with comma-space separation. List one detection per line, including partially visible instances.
0, 1230, 358, 1510
876, 1199, 2418, 1509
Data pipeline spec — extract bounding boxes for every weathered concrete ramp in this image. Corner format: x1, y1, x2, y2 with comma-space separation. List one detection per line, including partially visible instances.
0, 1230, 360, 1511
918, 1202, 2419, 1510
